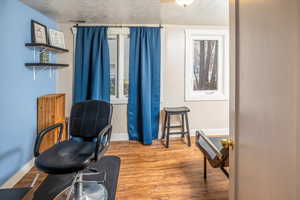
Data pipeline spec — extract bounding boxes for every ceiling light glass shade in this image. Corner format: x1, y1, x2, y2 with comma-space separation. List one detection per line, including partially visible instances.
176, 0, 194, 7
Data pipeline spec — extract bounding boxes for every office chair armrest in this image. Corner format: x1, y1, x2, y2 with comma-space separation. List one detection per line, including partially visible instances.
34, 123, 64, 157
95, 124, 112, 161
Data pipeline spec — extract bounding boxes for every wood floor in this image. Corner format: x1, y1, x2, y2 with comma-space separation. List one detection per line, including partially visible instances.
15, 137, 229, 200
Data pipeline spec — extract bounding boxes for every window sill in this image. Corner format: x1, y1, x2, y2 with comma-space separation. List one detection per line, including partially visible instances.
185, 95, 229, 101
110, 99, 165, 105
111, 99, 128, 105
185, 98, 229, 102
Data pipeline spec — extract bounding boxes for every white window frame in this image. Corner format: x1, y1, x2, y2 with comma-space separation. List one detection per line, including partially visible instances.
108, 28, 130, 104
185, 29, 229, 101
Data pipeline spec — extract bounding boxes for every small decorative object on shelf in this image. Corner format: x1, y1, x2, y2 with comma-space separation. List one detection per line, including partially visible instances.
49, 29, 65, 49
31, 20, 48, 44
40, 49, 49, 63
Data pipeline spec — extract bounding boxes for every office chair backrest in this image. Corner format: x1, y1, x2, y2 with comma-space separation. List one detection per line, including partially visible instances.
69, 100, 113, 139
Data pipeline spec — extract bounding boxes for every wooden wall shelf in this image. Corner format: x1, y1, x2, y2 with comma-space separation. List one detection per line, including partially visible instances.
25, 63, 69, 67
25, 43, 69, 53
25, 42, 69, 80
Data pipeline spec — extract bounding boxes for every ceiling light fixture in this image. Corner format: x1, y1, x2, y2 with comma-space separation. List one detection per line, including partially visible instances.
176, 0, 194, 7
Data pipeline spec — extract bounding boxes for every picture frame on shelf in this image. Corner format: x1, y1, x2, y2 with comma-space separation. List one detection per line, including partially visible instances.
31, 20, 48, 44
48, 29, 66, 49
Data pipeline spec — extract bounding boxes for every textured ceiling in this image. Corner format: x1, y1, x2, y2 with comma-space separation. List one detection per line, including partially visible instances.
21, 0, 228, 26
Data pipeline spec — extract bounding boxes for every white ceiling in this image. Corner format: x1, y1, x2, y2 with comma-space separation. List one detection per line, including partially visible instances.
21, 0, 228, 26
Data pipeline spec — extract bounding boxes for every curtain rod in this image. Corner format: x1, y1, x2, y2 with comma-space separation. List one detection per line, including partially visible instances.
73, 24, 164, 29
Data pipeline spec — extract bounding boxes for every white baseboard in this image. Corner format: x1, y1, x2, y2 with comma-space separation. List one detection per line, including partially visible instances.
165, 128, 229, 138
0, 158, 34, 189
111, 133, 129, 141
196, 128, 229, 136
111, 128, 229, 141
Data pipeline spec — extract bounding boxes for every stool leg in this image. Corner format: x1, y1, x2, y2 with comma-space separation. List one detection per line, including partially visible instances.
166, 114, 171, 148
220, 166, 229, 179
162, 112, 168, 139
185, 113, 191, 147
204, 155, 207, 179
181, 114, 185, 138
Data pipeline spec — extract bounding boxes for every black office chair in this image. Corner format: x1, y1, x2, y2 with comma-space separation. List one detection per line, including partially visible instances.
34, 100, 113, 200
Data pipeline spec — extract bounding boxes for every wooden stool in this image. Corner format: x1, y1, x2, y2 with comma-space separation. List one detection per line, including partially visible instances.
162, 107, 191, 148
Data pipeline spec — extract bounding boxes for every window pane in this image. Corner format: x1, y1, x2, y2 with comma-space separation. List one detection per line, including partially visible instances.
193, 40, 218, 91
123, 37, 130, 97
109, 38, 118, 97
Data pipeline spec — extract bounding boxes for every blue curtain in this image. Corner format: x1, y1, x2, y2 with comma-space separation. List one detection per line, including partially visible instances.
128, 27, 161, 145
73, 27, 110, 103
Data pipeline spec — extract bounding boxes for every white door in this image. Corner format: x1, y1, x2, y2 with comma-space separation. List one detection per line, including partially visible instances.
229, 0, 299, 200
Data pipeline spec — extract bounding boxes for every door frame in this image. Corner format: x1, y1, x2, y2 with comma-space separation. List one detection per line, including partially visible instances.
229, 0, 238, 199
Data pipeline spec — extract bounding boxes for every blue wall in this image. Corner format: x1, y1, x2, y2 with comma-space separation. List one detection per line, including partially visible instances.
0, 0, 57, 184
